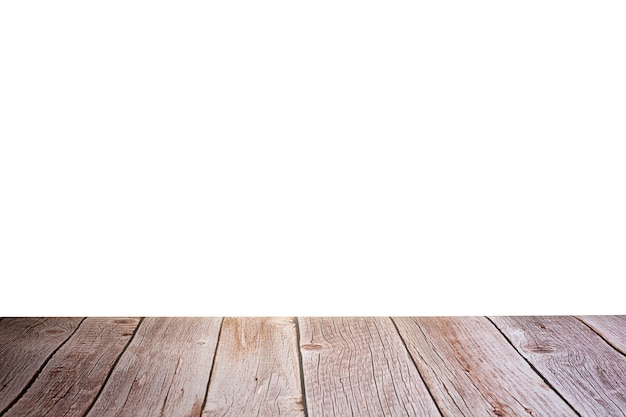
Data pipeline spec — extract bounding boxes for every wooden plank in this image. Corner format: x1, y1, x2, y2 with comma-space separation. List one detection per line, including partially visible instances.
491, 316, 626, 416
577, 315, 626, 355
298, 317, 441, 417
203, 317, 305, 417
0, 317, 83, 413
393, 316, 578, 417
86, 317, 221, 417
2, 318, 139, 417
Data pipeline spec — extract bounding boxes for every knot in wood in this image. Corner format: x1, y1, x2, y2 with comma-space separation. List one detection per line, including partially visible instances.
301, 343, 323, 351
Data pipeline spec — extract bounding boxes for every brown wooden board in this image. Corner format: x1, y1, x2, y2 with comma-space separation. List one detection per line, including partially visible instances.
577, 315, 626, 355
203, 317, 305, 417
85, 317, 221, 417
2, 318, 139, 417
393, 316, 578, 417
0, 317, 83, 413
298, 317, 441, 417
2, 316, 624, 416
491, 316, 626, 416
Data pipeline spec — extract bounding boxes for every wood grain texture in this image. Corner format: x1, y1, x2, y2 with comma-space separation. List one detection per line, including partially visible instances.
203, 317, 305, 417
86, 317, 222, 417
491, 316, 626, 417
2, 316, 625, 417
298, 317, 441, 417
0, 317, 83, 413
393, 316, 578, 417
577, 315, 626, 355
2, 318, 139, 417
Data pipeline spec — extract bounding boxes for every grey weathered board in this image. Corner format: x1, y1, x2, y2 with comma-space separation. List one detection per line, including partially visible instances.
490, 316, 626, 417
203, 317, 304, 417
393, 316, 578, 417
0, 317, 84, 414
577, 315, 626, 355
3, 318, 139, 417
298, 317, 442, 416
86, 317, 222, 417
1, 316, 625, 417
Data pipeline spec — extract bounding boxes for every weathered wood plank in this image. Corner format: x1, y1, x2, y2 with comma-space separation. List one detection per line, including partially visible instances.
298, 317, 441, 417
203, 317, 304, 417
577, 315, 626, 355
0, 317, 83, 413
491, 316, 626, 416
393, 316, 578, 417
2, 318, 139, 417
86, 317, 221, 417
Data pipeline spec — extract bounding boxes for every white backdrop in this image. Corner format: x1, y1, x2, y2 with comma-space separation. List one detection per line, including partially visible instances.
2, 1, 624, 316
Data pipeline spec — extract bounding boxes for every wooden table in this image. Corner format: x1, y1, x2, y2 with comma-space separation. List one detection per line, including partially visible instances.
1, 316, 625, 416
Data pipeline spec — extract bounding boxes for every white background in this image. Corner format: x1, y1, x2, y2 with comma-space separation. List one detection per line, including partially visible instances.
1, 1, 624, 316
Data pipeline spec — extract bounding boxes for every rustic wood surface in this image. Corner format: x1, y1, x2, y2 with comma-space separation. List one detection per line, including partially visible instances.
490, 316, 626, 417
3, 318, 139, 417
85, 317, 221, 417
0, 317, 83, 414
298, 317, 441, 417
577, 315, 626, 355
393, 316, 578, 417
1, 316, 625, 417
203, 317, 304, 417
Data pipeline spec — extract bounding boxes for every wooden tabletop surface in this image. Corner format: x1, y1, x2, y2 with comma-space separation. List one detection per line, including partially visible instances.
1, 316, 625, 416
